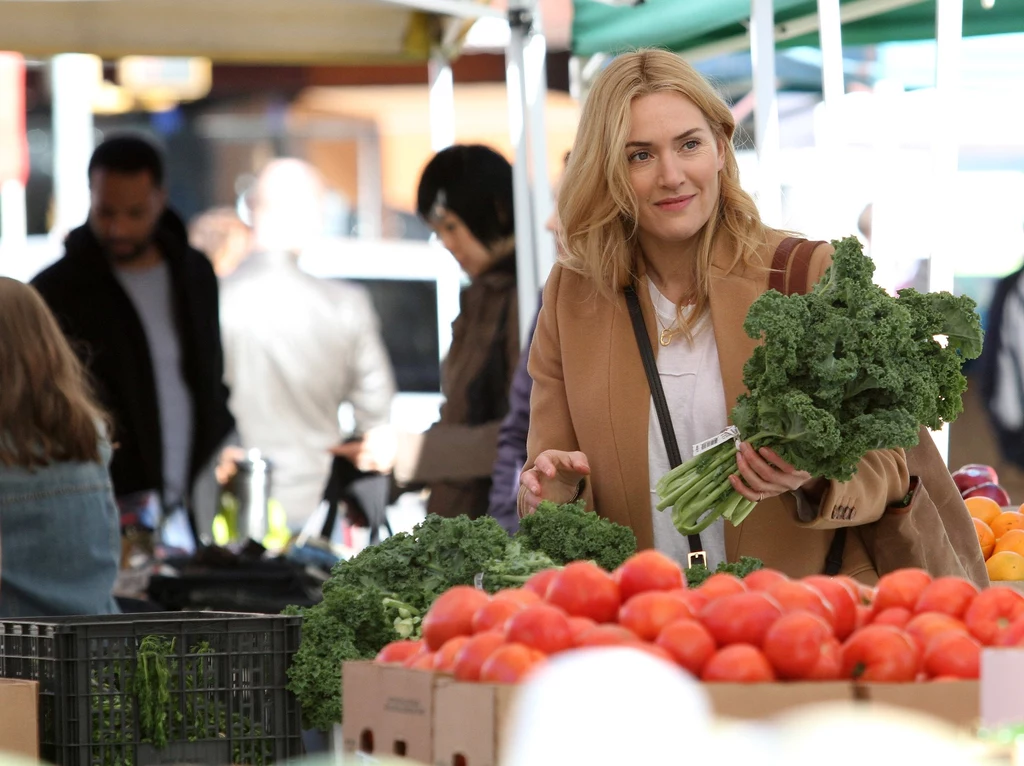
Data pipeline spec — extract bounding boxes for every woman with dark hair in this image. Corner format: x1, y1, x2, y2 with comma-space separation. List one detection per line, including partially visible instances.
389, 144, 521, 519
0, 277, 120, 617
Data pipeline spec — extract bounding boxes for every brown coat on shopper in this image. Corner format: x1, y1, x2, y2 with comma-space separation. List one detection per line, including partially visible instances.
520, 232, 913, 582
396, 255, 519, 519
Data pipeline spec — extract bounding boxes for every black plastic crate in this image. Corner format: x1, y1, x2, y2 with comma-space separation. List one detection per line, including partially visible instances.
0, 612, 303, 765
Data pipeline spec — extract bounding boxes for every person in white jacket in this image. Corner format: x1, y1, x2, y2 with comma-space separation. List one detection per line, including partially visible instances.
218, 159, 396, 531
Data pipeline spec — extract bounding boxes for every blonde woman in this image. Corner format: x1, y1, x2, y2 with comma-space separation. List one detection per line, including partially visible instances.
519, 49, 912, 581
0, 278, 120, 616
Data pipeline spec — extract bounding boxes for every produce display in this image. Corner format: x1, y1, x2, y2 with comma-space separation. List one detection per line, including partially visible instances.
376, 552, 1020, 685
959, 464, 1024, 581
284, 503, 637, 731
657, 236, 984, 535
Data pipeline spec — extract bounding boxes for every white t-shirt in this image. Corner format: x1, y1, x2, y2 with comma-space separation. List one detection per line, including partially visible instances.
646, 278, 729, 571
115, 261, 195, 509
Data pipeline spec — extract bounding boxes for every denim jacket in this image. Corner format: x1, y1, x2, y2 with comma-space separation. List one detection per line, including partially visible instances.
0, 437, 120, 617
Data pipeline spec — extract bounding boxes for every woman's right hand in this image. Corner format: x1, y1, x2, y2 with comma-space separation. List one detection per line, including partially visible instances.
519, 450, 591, 516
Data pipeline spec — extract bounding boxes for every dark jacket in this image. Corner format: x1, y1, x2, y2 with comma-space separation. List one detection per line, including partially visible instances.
394, 254, 519, 519
487, 296, 541, 533
31, 210, 235, 503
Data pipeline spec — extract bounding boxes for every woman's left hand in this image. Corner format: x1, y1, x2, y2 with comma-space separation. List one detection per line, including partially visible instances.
729, 442, 826, 504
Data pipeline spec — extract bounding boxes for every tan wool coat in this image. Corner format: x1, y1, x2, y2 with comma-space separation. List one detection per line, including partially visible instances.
520, 232, 911, 581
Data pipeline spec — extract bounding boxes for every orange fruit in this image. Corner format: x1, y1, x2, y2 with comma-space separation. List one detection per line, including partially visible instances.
995, 529, 1024, 558
986, 551, 1024, 582
966, 496, 1003, 526
974, 517, 996, 559
992, 512, 1024, 540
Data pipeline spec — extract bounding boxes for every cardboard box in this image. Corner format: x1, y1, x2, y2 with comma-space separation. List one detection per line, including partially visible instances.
0, 679, 39, 760
433, 680, 519, 766
854, 681, 979, 729
342, 661, 450, 764
705, 681, 855, 720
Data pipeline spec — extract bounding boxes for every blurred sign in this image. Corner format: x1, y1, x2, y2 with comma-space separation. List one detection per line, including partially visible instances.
0, 52, 28, 186
116, 56, 212, 109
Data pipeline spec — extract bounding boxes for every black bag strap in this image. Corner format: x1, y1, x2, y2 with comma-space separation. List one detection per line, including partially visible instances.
623, 284, 705, 563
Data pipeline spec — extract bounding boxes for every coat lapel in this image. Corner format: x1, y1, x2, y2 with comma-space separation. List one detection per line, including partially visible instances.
709, 236, 771, 556
607, 278, 659, 550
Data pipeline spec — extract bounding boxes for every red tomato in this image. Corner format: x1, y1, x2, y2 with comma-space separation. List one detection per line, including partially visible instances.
575, 624, 640, 647
505, 603, 574, 655
670, 588, 710, 614
699, 592, 783, 647
841, 625, 919, 682
618, 591, 696, 641
405, 652, 437, 671
767, 581, 836, 630
375, 640, 424, 665
806, 637, 843, 681
493, 588, 541, 607
803, 575, 859, 640
904, 613, 969, 653
523, 569, 559, 598
837, 575, 874, 607
762, 611, 835, 680
567, 616, 598, 644
432, 636, 470, 673
873, 569, 932, 614
471, 599, 524, 634
701, 644, 776, 683
479, 643, 546, 684
855, 605, 872, 630
698, 573, 747, 600
743, 569, 790, 592
873, 607, 913, 629
656, 619, 716, 677
545, 561, 621, 623
996, 615, 1024, 647
964, 587, 1024, 646
614, 550, 685, 602
452, 632, 507, 682
913, 577, 979, 619
922, 631, 981, 679
627, 642, 677, 665
421, 586, 491, 651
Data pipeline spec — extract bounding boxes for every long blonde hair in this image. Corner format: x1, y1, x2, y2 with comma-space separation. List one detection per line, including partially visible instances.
558, 48, 771, 330
0, 278, 109, 468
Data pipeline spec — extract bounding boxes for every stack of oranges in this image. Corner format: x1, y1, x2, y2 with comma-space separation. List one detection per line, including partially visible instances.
969, 496, 1024, 581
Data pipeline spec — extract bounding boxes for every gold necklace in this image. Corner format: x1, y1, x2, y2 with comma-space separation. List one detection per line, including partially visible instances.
655, 309, 683, 346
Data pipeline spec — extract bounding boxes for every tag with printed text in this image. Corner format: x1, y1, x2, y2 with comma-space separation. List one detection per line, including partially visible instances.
693, 425, 741, 456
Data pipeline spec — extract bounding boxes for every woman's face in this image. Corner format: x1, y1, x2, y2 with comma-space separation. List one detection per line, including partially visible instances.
431, 211, 494, 279
624, 91, 725, 250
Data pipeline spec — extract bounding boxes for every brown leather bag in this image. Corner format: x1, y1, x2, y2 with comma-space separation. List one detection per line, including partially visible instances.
770, 237, 989, 587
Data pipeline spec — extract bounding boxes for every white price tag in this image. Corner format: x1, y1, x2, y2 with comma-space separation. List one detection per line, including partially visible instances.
693, 425, 740, 456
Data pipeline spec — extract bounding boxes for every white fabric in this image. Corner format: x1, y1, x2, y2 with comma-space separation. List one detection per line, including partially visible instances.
646, 278, 728, 571
115, 261, 195, 509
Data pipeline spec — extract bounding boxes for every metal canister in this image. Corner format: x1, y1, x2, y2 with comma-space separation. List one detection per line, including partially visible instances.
229, 449, 273, 543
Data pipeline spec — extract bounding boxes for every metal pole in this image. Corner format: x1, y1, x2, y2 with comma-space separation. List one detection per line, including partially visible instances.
505, 0, 538, 348
750, 0, 783, 227
817, 0, 845, 108
523, 0, 553, 287
428, 49, 455, 152
51, 54, 97, 238
929, 0, 963, 466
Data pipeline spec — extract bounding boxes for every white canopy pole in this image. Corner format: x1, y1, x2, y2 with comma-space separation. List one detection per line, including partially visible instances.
524, 1, 553, 289
750, 0, 783, 227
817, 0, 845, 108
428, 49, 456, 152
51, 54, 97, 240
929, 0, 963, 466
506, 0, 541, 347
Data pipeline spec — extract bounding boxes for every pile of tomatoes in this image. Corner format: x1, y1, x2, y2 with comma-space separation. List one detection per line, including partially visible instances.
374, 551, 1021, 684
